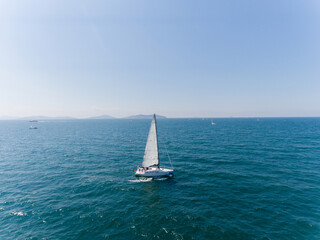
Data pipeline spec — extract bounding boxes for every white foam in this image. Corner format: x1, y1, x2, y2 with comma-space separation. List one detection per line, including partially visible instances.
128, 178, 153, 183
128, 177, 169, 182
11, 211, 27, 216
154, 178, 168, 181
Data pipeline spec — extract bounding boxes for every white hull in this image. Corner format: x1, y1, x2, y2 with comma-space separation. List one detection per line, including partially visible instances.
135, 167, 174, 178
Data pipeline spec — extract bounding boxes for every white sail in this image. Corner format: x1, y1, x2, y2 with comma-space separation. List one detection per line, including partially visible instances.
142, 114, 159, 167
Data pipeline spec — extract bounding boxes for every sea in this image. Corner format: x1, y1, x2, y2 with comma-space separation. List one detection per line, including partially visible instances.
0, 118, 319, 240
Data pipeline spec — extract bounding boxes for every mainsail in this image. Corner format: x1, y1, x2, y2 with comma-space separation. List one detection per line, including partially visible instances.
142, 114, 159, 167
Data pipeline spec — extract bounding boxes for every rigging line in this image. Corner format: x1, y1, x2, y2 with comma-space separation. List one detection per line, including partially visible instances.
157, 119, 173, 169
164, 140, 173, 169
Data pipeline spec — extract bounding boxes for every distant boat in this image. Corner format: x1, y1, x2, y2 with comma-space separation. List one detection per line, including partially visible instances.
29, 126, 38, 129
211, 120, 216, 125
134, 114, 174, 178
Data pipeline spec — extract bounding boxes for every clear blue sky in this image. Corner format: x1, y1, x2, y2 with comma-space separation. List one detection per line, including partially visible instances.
0, 0, 319, 118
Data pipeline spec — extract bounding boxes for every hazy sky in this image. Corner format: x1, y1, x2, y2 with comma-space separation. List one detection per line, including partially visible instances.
0, 0, 319, 118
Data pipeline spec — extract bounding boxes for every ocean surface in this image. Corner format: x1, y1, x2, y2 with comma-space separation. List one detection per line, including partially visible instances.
0, 118, 319, 240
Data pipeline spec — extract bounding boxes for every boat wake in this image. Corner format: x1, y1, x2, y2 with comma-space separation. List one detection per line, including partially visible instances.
128, 178, 153, 183
128, 177, 169, 183
154, 177, 168, 181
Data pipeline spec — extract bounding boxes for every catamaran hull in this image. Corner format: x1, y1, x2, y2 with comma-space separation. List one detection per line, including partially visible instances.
135, 168, 174, 178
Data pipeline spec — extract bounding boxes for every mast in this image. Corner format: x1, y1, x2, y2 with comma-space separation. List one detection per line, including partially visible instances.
154, 114, 160, 167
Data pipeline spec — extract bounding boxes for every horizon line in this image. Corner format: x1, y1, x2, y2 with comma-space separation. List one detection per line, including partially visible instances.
0, 115, 320, 120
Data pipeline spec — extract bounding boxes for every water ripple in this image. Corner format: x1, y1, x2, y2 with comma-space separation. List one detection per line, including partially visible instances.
0, 118, 319, 239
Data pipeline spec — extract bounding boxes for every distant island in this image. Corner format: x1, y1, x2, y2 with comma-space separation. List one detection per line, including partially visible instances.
87, 115, 115, 119
0, 114, 167, 120
124, 114, 167, 119
17, 116, 76, 120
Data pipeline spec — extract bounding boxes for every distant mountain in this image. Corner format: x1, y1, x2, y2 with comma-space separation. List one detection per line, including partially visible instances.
0, 116, 17, 120
0, 114, 167, 120
19, 116, 75, 120
87, 115, 115, 119
125, 114, 167, 119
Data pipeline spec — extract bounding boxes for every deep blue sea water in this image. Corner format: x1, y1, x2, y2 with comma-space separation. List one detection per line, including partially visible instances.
0, 118, 319, 240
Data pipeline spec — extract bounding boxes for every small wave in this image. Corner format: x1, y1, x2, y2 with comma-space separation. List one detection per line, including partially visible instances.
11, 211, 27, 216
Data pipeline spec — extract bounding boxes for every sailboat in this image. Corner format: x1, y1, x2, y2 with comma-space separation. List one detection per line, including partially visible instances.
135, 114, 174, 178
